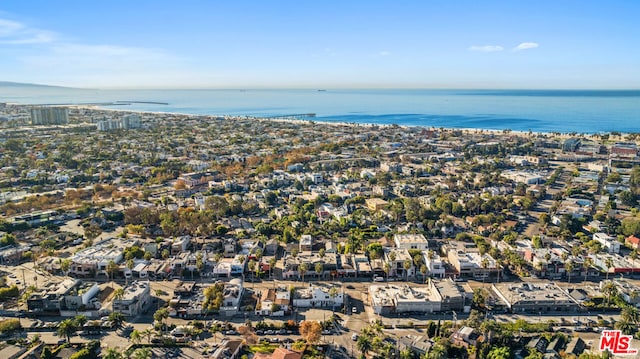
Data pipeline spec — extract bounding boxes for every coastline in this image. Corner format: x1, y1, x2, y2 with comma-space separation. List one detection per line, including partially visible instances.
76, 105, 613, 139
2, 101, 636, 138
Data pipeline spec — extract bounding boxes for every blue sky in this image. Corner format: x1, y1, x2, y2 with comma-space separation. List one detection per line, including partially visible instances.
1, 0, 639, 89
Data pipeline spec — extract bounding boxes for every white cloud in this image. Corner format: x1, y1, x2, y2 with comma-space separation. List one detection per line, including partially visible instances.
379, 50, 391, 56
0, 16, 207, 87
514, 42, 539, 51
0, 18, 55, 44
468, 45, 504, 52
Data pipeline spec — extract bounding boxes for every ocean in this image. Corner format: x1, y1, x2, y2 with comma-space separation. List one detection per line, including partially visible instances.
1, 87, 639, 133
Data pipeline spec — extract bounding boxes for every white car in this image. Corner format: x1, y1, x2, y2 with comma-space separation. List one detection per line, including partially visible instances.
373, 276, 384, 282
352, 307, 358, 314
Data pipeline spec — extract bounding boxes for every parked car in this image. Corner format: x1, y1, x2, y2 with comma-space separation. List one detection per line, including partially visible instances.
352, 307, 358, 314
352, 333, 358, 341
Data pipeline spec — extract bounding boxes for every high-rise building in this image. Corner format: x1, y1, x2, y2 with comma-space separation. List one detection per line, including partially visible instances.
96, 113, 142, 131
30, 107, 69, 125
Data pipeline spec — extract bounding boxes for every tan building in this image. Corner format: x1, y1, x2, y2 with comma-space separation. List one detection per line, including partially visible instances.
366, 198, 388, 211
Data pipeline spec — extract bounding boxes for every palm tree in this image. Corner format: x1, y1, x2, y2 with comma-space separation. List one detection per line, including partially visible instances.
583, 257, 594, 282
107, 260, 119, 287
108, 312, 125, 329
269, 257, 277, 279
131, 348, 152, 359
605, 257, 614, 280
57, 319, 77, 343
126, 258, 135, 285
383, 262, 390, 282
130, 329, 142, 344
328, 287, 339, 313
73, 314, 87, 328
112, 287, 125, 311
315, 262, 324, 279
103, 348, 122, 359
621, 306, 640, 325
420, 265, 428, 284
602, 281, 618, 307
141, 328, 154, 344
565, 260, 574, 283
403, 259, 412, 281
356, 335, 372, 355
299, 262, 308, 282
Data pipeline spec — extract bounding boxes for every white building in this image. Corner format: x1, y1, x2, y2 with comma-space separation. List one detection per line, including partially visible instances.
424, 251, 446, 279
69, 239, 127, 277
292, 283, 344, 308
112, 281, 151, 317
220, 278, 244, 316
369, 283, 442, 315
593, 233, 620, 254
394, 234, 429, 251
255, 286, 290, 317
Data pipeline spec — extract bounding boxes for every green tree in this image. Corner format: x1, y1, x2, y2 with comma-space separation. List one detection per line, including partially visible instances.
487, 346, 511, 359
403, 259, 412, 281
356, 335, 372, 356
107, 260, 119, 286
130, 329, 142, 344
103, 348, 122, 359
108, 312, 125, 329
154, 307, 170, 333
427, 343, 447, 359
315, 262, 324, 278
131, 348, 152, 359
73, 314, 87, 328
57, 319, 77, 343
565, 260, 574, 283
602, 281, 618, 307
383, 262, 391, 282
299, 262, 308, 282
621, 305, 640, 326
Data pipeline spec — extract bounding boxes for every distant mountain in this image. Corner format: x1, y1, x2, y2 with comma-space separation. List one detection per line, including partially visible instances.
0, 81, 70, 89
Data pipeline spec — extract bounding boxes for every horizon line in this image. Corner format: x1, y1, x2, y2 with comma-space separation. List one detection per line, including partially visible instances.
4, 82, 640, 92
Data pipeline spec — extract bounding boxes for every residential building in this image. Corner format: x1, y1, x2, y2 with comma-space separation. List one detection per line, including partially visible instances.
30, 106, 68, 125
299, 235, 313, 251
446, 244, 501, 280
112, 281, 151, 317
593, 232, 620, 254
424, 251, 446, 278
69, 238, 127, 277
255, 286, 290, 317
366, 198, 388, 211
220, 278, 244, 316
292, 283, 343, 308
27, 278, 79, 313
254, 348, 302, 359
450, 326, 481, 348
562, 138, 581, 152
211, 338, 243, 359
626, 235, 640, 250
394, 233, 429, 251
